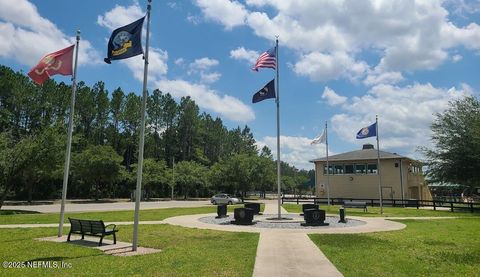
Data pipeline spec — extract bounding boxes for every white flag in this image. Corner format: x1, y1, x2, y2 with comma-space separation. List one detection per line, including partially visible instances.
311, 129, 327, 145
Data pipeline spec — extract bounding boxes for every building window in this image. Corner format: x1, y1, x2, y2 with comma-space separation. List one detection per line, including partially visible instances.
323, 165, 334, 175
323, 163, 380, 175
409, 165, 422, 174
355, 164, 366, 174
367, 163, 378, 174
345, 164, 354, 174
334, 165, 344, 175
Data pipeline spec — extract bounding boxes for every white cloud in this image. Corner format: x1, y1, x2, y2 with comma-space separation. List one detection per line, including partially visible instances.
189, 57, 219, 71
294, 51, 368, 81
155, 79, 255, 122
321, 87, 347, 106
256, 135, 327, 170
120, 47, 168, 83
364, 70, 404, 86
330, 82, 473, 159
230, 47, 259, 65
174, 58, 185, 66
187, 57, 221, 84
445, 0, 480, 16
199, 72, 221, 84
99, 3, 251, 123
194, 0, 480, 83
97, 2, 168, 83
194, 0, 248, 29
167, 2, 179, 10
97, 2, 144, 31
0, 0, 100, 67
187, 14, 201, 25
452, 54, 463, 63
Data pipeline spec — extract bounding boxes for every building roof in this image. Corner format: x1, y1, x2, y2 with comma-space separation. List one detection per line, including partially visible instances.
310, 144, 410, 163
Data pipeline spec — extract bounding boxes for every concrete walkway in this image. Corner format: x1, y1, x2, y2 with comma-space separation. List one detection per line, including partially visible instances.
0, 220, 166, 229
253, 204, 342, 276
263, 200, 288, 215
2, 200, 211, 213
253, 231, 342, 277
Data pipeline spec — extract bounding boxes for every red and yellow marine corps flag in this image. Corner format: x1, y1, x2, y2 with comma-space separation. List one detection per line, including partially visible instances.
28, 45, 75, 85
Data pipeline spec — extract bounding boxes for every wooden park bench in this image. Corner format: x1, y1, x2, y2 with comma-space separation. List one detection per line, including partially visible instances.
67, 218, 118, 246
343, 201, 368, 212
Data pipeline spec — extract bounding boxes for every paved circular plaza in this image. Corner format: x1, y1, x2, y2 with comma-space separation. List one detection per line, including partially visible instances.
163, 212, 406, 234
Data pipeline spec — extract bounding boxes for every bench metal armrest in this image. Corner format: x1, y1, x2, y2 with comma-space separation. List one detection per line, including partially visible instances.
105, 224, 117, 231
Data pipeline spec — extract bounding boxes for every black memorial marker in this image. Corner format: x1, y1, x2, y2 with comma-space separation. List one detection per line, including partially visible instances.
231, 208, 255, 225
301, 209, 329, 226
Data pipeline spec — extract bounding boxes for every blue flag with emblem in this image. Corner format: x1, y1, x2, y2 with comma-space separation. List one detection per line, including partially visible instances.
356, 122, 377, 139
252, 79, 276, 103
104, 17, 145, 64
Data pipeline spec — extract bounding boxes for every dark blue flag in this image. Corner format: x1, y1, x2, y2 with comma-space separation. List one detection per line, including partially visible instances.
356, 122, 377, 139
104, 17, 145, 64
252, 79, 276, 103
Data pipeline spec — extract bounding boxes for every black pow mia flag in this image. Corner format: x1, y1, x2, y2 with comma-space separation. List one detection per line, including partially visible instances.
104, 16, 145, 64
252, 79, 276, 103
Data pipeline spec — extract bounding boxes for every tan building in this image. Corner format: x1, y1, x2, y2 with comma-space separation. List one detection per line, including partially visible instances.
310, 144, 432, 201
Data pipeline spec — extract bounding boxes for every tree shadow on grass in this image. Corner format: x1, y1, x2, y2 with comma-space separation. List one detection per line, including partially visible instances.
0, 209, 42, 215
25, 257, 70, 262
437, 251, 480, 265
70, 200, 118, 204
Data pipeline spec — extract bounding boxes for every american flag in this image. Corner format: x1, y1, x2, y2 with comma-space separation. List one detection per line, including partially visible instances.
252, 47, 276, 71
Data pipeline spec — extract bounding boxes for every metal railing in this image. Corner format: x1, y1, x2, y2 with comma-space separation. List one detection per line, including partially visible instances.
281, 196, 480, 213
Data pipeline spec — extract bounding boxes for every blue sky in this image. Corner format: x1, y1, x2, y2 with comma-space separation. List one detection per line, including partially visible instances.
1, 0, 479, 169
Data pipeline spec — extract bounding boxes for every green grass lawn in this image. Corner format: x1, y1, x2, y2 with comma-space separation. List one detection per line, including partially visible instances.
282, 204, 479, 218
1, 204, 479, 276
0, 204, 264, 225
0, 224, 258, 277
309, 218, 480, 277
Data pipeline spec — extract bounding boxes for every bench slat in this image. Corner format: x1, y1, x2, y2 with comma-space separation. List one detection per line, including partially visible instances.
343, 201, 367, 212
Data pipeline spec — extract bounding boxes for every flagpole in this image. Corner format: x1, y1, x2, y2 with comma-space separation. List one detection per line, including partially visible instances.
132, 0, 152, 251
376, 115, 383, 214
275, 37, 281, 219
171, 157, 175, 200
326, 121, 330, 206
58, 30, 80, 237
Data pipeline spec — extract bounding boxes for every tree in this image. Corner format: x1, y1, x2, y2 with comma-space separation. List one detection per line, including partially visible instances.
146, 89, 164, 160
210, 154, 259, 198
260, 146, 273, 159
252, 155, 275, 198
73, 145, 123, 200
92, 81, 110, 145
422, 96, 480, 188
75, 82, 96, 142
121, 93, 141, 170
21, 128, 65, 202
161, 93, 178, 165
109, 87, 125, 152
174, 160, 207, 199
0, 132, 36, 208
140, 158, 168, 198
177, 97, 200, 161
0, 64, 313, 202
